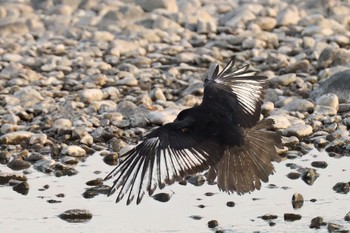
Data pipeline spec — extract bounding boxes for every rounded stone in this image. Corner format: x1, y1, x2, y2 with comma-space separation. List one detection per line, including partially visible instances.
59, 209, 92, 223
285, 124, 313, 138
61, 145, 87, 157
7, 158, 31, 171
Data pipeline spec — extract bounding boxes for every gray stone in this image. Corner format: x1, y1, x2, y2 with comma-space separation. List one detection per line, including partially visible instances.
183, 81, 204, 96
116, 76, 138, 86
282, 99, 315, 113
7, 158, 31, 171
196, 10, 217, 34
255, 16, 276, 31
150, 87, 166, 101
285, 124, 313, 138
267, 115, 291, 129
0, 131, 34, 145
270, 73, 297, 86
314, 93, 339, 115
13, 87, 44, 109
110, 40, 146, 57
310, 70, 350, 103
29, 133, 47, 145
52, 119, 72, 129
276, 5, 300, 26
61, 145, 87, 157
0, 21, 28, 37
79, 89, 104, 103
153, 16, 182, 31
224, 6, 256, 28
93, 31, 114, 42
261, 101, 274, 115
135, 0, 178, 12
147, 108, 180, 125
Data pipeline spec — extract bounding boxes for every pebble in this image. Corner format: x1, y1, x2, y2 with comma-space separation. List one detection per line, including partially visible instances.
0, 172, 27, 185
0, 131, 34, 144
152, 192, 172, 203
311, 161, 328, 169
345, 211, 350, 221
207, 220, 219, 228
79, 89, 104, 103
292, 193, 304, 209
310, 216, 325, 229
270, 73, 297, 86
52, 119, 72, 130
282, 99, 315, 113
59, 209, 93, 223
285, 124, 313, 138
311, 69, 350, 102
284, 213, 302, 221
260, 214, 278, 220
7, 158, 32, 171
12, 181, 30, 195
327, 222, 347, 232
61, 145, 87, 157
332, 182, 350, 194
267, 115, 291, 129
147, 108, 179, 125
302, 168, 319, 185
314, 93, 339, 115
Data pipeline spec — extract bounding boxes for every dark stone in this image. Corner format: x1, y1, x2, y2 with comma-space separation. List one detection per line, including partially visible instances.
208, 220, 219, 228
260, 214, 278, 220
187, 174, 206, 186
204, 192, 215, 196
83, 185, 111, 198
226, 201, 235, 207
344, 211, 350, 221
82, 191, 98, 199
189, 215, 203, 220
103, 153, 119, 166
287, 172, 301, 180
152, 193, 171, 202
292, 193, 304, 209
332, 182, 350, 194
310, 216, 325, 229
47, 199, 62, 204
302, 168, 319, 185
178, 180, 187, 185
13, 181, 29, 195
56, 193, 65, 198
311, 161, 328, 169
86, 178, 103, 186
327, 222, 345, 232
59, 209, 92, 223
284, 213, 302, 221
7, 158, 31, 171
0, 172, 27, 185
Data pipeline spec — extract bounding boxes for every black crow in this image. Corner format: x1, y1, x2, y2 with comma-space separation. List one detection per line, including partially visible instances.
105, 58, 281, 205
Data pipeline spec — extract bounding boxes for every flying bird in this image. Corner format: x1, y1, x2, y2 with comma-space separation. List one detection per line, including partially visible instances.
105, 58, 282, 205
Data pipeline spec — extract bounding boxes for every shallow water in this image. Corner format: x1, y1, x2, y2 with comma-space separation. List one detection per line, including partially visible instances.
1, 149, 349, 233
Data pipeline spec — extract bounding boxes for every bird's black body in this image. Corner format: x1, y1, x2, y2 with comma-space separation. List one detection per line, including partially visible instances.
105, 58, 282, 204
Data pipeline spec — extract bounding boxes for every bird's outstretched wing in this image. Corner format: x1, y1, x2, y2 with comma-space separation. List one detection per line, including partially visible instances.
203, 58, 267, 128
105, 119, 223, 205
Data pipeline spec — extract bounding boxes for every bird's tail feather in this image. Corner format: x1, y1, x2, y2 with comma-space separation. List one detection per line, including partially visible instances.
213, 120, 281, 194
